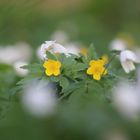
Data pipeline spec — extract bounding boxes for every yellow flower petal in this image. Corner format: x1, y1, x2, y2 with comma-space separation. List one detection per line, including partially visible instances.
80, 47, 88, 56
89, 60, 96, 66
93, 74, 101, 81
53, 69, 60, 76
98, 60, 105, 65
87, 67, 93, 75
55, 61, 61, 68
101, 55, 108, 64
43, 61, 48, 68
45, 69, 53, 76
102, 69, 107, 75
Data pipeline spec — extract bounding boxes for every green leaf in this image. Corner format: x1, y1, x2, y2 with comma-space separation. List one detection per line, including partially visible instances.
23, 63, 43, 74
16, 76, 39, 86
87, 43, 98, 60
10, 86, 22, 95
59, 82, 84, 100
49, 76, 61, 82
73, 63, 87, 71
60, 77, 69, 91
46, 51, 57, 60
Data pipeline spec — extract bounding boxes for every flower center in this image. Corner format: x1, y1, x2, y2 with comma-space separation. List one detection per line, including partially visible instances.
50, 65, 57, 71
93, 66, 102, 74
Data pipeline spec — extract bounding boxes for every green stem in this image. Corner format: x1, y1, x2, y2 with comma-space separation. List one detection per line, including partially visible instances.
86, 82, 89, 93
102, 53, 118, 76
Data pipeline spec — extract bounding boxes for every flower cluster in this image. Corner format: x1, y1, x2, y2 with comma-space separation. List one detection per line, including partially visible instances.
40, 41, 110, 81
39, 40, 140, 82
17, 40, 140, 111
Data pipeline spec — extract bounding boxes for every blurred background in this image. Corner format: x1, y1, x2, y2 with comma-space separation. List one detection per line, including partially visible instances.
1, 0, 140, 47
0, 0, 140, 140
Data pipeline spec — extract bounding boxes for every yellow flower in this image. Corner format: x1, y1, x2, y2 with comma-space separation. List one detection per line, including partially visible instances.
80, 47, 88, 57
43, 59, 61, 76
87, 59, 107, 80
101, 55, 108, 64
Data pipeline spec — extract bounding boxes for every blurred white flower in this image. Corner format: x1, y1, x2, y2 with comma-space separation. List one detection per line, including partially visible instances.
133, 47, 140, 60
0, 42, 32, 64
110, 39, 126, 51
15, 42, 32, 61
65, 42, 81, 55
112, 82, 140, 119
51, 30, 69, 44
13, 61, 29, 77
120, 50, 140, 73
22, 80, 57, 118
37, 40, 67, 60
104, 131, 129, 140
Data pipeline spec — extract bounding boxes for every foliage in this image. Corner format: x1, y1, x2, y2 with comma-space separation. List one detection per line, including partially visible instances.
16, 45, 126, 102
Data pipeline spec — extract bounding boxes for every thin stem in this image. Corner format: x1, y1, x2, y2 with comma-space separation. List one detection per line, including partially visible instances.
86, 82, 89, 93
102, 53, 118, 76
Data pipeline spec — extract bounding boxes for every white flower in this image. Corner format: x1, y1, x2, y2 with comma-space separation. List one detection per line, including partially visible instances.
120, 50, 140, 73
37, 40, 67, 60
51, 30, 69, 44
13, 61, 29, 77
65, 42, 81, 55
15, 42, 32, 61
112, 67, 140, 119
0, 42, 32, 64
104, 131, 129, 140
112, 82, 140, 119
22, 80, 57, 118
110, 39, 126, 51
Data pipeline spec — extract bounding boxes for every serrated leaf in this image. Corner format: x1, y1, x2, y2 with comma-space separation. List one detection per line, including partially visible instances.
59, 82, 84, 100
16, 75, 37, 86
73, 63, 87, 71
59, 54, 76, 68
87, 44, 98, 60
60, 77, 69, 91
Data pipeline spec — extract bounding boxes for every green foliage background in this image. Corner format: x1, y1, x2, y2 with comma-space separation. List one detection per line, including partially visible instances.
1, 0, 140, 47
0, 0, 140, 140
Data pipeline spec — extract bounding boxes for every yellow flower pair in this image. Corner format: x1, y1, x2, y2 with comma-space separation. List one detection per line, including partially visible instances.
43, 56, 108, 80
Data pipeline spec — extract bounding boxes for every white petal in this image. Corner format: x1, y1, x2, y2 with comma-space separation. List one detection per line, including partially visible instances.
120, 50, 140, 63
44, 40, 56, 47
52, 43, 67, 54
121, 61, 131, 73
36, 47, 45, 60
112, 82, 140, 119
121, 60, 135, 73
22, 80, 57, 118
136, 68, 140, 88
0, 43, 32, 64
38, 41, 67, 59
13, 61, 29, 76
51, 30, 69, 44
129, 61, 135, 71
65, 43, 80, 55
110, 39, 126, 51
